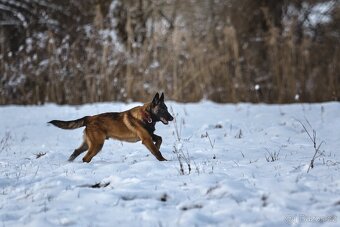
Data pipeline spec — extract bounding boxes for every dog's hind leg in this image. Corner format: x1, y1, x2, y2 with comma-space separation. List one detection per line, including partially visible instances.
82, 129, 105, 163
82, 142, 104, 163
68, 140, 88, 162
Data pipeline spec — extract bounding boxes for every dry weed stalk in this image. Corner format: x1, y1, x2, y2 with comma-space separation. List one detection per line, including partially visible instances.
0, 1, 338, 104
0, 132, 11, 152
297, 119, 325, 173
173, 145, 191, 175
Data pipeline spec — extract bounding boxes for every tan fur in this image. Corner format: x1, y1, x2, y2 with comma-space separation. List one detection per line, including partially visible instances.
50, 102, 167, 163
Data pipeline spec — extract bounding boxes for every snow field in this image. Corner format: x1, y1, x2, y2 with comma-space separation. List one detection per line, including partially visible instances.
0, 102, 339, 226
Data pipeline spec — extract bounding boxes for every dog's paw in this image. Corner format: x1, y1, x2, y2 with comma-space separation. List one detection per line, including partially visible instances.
158, 156, 167, 161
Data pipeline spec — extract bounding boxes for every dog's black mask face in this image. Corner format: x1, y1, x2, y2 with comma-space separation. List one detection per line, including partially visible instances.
151, 92, 174, 125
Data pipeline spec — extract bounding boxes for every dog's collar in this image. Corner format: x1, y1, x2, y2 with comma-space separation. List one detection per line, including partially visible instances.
141, 110, 152, 124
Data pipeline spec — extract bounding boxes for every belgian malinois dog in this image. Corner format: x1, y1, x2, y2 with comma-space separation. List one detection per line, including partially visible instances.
49, 93, 174, 163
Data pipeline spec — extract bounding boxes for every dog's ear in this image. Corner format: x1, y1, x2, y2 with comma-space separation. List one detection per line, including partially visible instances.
152, 92, 160, 105
160, 92, 164, 102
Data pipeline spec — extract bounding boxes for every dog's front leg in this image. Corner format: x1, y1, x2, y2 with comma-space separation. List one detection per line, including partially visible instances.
138, 132, 166, 161
152, 134, 162, 150
142, 136, 167, 161
126, 119, 167, 161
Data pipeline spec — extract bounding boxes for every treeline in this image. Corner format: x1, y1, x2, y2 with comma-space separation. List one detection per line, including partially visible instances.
0, 0, 339, 104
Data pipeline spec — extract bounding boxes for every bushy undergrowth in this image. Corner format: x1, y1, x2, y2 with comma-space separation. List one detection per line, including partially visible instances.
0, 0, 339, 104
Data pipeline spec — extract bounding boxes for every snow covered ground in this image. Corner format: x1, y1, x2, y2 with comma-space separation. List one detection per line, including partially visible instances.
0, 101, 339, 226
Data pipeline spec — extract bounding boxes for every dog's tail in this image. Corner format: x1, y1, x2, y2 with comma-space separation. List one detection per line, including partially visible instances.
48, 117, 88, 130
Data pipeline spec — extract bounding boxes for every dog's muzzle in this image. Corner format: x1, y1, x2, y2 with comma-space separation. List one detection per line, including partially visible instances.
160, 114, 174, 125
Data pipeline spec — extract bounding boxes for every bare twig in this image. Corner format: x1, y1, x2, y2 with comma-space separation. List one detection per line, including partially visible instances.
265, 148, 280, 162
235, 129, 243, 139
297, 119, 325, 173
170, 107, 182, 141
0, 132, 11, 152
34, 152, 47, 159
202, 132, 215, 149
173, 145, 191, 175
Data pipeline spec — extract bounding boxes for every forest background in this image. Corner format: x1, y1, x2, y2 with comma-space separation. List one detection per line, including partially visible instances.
0, 0, 339, 105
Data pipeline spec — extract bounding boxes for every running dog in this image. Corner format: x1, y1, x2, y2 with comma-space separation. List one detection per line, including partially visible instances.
49, 93, 173, 163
